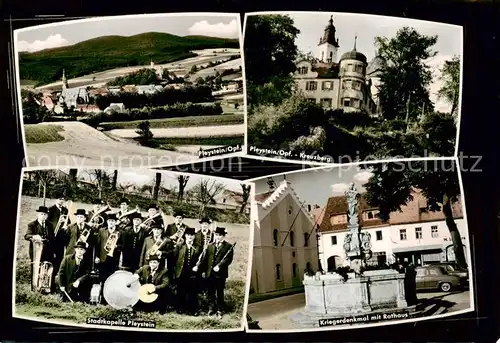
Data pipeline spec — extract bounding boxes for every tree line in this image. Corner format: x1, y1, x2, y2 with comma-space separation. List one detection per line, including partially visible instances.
23, 169, 252, 223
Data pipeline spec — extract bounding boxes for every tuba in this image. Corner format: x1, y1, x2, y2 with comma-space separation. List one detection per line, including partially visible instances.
54, 200, 73, 236
104, 231, 120, 257
31, 238, 53, 293
89, 204, 110, 227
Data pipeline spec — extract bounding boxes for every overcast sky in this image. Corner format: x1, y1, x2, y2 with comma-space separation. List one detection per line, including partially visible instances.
253, 164, 374, 208
16, 14, 239, 53
250, 12, 463, 113
63, 168, 244, 193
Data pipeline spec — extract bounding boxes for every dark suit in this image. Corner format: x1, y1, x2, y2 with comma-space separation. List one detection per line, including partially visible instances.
165, 222, 188, 239
120, 227, 147, 271
139, 236, 173, 268
64, 223, 94, 256
25, 220, 56, 291
135, 265, 170, 312
47, 205, 69, 278
25, 220, 55, 262
174, 243, 201, 314
95, 228, 122, 284
202, 241, 234, 313
194, 230, 214, 250
57, 254, 91, 302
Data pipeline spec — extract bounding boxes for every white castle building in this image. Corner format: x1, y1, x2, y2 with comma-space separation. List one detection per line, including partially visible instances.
294, 16, 384, 116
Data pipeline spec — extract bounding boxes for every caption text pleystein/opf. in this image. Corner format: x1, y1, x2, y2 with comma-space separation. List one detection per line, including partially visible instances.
87, 317, 156, 328
198, 144, 243, 158
318, 311, 410, 327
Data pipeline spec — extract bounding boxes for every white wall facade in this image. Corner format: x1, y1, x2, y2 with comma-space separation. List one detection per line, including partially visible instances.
319, 218, 468, 271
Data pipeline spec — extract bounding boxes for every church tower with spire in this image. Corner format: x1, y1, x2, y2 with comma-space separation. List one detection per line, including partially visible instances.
61, 68, 68, 89
317, 15, 340, 63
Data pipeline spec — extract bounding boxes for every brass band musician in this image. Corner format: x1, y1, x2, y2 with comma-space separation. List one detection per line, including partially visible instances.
120, 212, 147, 272
57, 241, 91, 303
64, 209, 94, 265
133, 254, 170, 313
142, 203, 164, 235
25, 206, 56, 291
165, 211, 188, 238
194, 217, 214, 249
47, 194, 70, 291
95, 213, 121, 298
174, 227, 201, 315
140, 223, 173, 267
201, 227, 234, 319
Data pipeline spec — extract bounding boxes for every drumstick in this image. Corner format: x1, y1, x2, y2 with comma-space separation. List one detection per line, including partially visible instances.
126, 278, 140, 288
63, 290, 74, 303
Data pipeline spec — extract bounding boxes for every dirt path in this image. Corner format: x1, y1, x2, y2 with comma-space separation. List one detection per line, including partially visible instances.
26, 122, 197, 168
107, 124, 245, 138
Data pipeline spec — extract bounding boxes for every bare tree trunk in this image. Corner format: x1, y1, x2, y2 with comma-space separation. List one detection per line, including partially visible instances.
153, 173, 161, 201
69, 169, 78, 185
112, 170, 118, 191
38, 180, 42, 198
42, 182, 47, 206
443, 194, 467, 269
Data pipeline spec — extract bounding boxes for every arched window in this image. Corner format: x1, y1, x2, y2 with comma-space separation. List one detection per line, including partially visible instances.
276, 264, 281, 280
304, 233, 309, 247
273, 229, 278, 247
368, 211, 374, 219
292, 263, 297, 278
306, 262, 312, 273
290, 231, 295, 247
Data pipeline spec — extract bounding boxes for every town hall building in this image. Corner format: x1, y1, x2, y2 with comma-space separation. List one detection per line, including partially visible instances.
294, 16, 383, 116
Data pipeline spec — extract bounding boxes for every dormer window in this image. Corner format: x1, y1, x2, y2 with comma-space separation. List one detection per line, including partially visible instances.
297, 66, 308, 75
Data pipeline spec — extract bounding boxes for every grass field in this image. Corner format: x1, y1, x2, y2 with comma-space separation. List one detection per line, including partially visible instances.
15, 196, 250, 330
24, 125, 65, 144
100, 114, 244, 130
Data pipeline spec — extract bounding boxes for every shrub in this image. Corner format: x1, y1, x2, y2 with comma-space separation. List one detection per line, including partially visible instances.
83, 102, 223, 127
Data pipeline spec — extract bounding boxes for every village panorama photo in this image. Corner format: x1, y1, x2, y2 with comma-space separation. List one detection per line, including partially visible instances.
246, 159, 473, 332
14, 13, 246, 169
13, 167, 252, 332
244, 12, 463, 165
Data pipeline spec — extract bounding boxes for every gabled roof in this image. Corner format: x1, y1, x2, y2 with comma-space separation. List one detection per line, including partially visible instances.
254, 180, 316, 227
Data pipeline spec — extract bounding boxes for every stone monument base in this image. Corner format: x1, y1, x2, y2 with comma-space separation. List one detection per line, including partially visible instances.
292, 269, 416, 328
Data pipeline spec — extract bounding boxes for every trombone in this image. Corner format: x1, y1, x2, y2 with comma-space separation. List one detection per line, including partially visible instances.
54, 200, 73, 236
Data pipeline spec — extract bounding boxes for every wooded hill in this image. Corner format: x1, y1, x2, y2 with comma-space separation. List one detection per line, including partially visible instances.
18, 32, 240, 85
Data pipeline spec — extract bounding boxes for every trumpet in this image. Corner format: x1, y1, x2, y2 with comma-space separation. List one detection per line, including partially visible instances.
77, 226, 91, 245
54, 200, 73, 236
104, 232, 119, 257
89, 204, 110, 227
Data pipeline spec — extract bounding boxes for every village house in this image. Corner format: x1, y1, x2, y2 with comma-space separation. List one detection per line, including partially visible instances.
317, 189, 468, 272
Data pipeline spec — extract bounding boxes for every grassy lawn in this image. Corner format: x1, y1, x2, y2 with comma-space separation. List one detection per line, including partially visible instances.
15, 196, 249, 330
24, 124, 65, 143
100, 114, 244, 130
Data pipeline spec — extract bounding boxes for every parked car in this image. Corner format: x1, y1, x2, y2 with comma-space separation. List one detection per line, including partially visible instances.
415, 265, 461, 292
424, 262, 469, 288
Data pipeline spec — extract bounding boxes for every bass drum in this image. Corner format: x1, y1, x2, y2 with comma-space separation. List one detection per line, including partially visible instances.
103, 270, 140, 309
